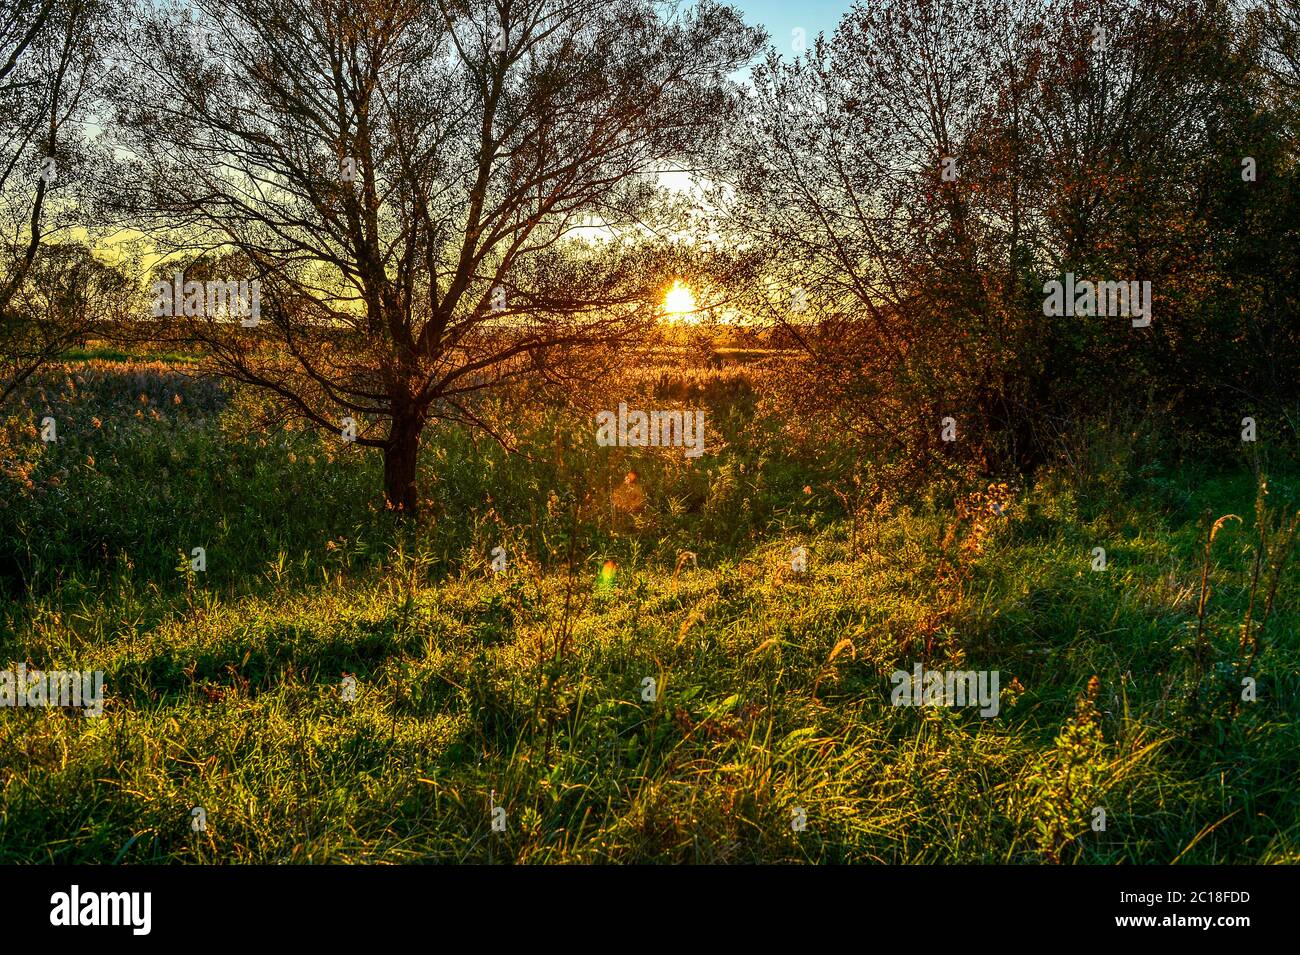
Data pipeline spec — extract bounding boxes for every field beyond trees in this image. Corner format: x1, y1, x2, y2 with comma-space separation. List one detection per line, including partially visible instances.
1, 352, 1296, 864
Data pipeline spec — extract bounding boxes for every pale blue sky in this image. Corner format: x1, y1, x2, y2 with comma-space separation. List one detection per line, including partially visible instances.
733, 0, 851, 56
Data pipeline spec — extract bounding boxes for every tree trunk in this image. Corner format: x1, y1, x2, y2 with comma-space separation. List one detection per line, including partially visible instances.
383, 409, 424, 517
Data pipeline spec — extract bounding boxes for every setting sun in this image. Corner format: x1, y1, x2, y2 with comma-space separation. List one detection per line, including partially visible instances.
662, 280, 697, 320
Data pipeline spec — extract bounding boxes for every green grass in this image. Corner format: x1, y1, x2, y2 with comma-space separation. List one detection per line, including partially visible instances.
0, 360, 1297, 863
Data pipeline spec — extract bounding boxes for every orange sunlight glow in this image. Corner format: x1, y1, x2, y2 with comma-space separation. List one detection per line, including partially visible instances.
662, 280, 698, 321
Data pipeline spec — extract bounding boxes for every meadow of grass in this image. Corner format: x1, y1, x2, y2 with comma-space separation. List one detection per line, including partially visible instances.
0, 355, 1297, 863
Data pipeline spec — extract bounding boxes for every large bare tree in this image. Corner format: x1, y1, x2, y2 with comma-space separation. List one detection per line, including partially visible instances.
109, 0, 759, 514
720, 0, 1015, 483
0, 0, 107, 405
